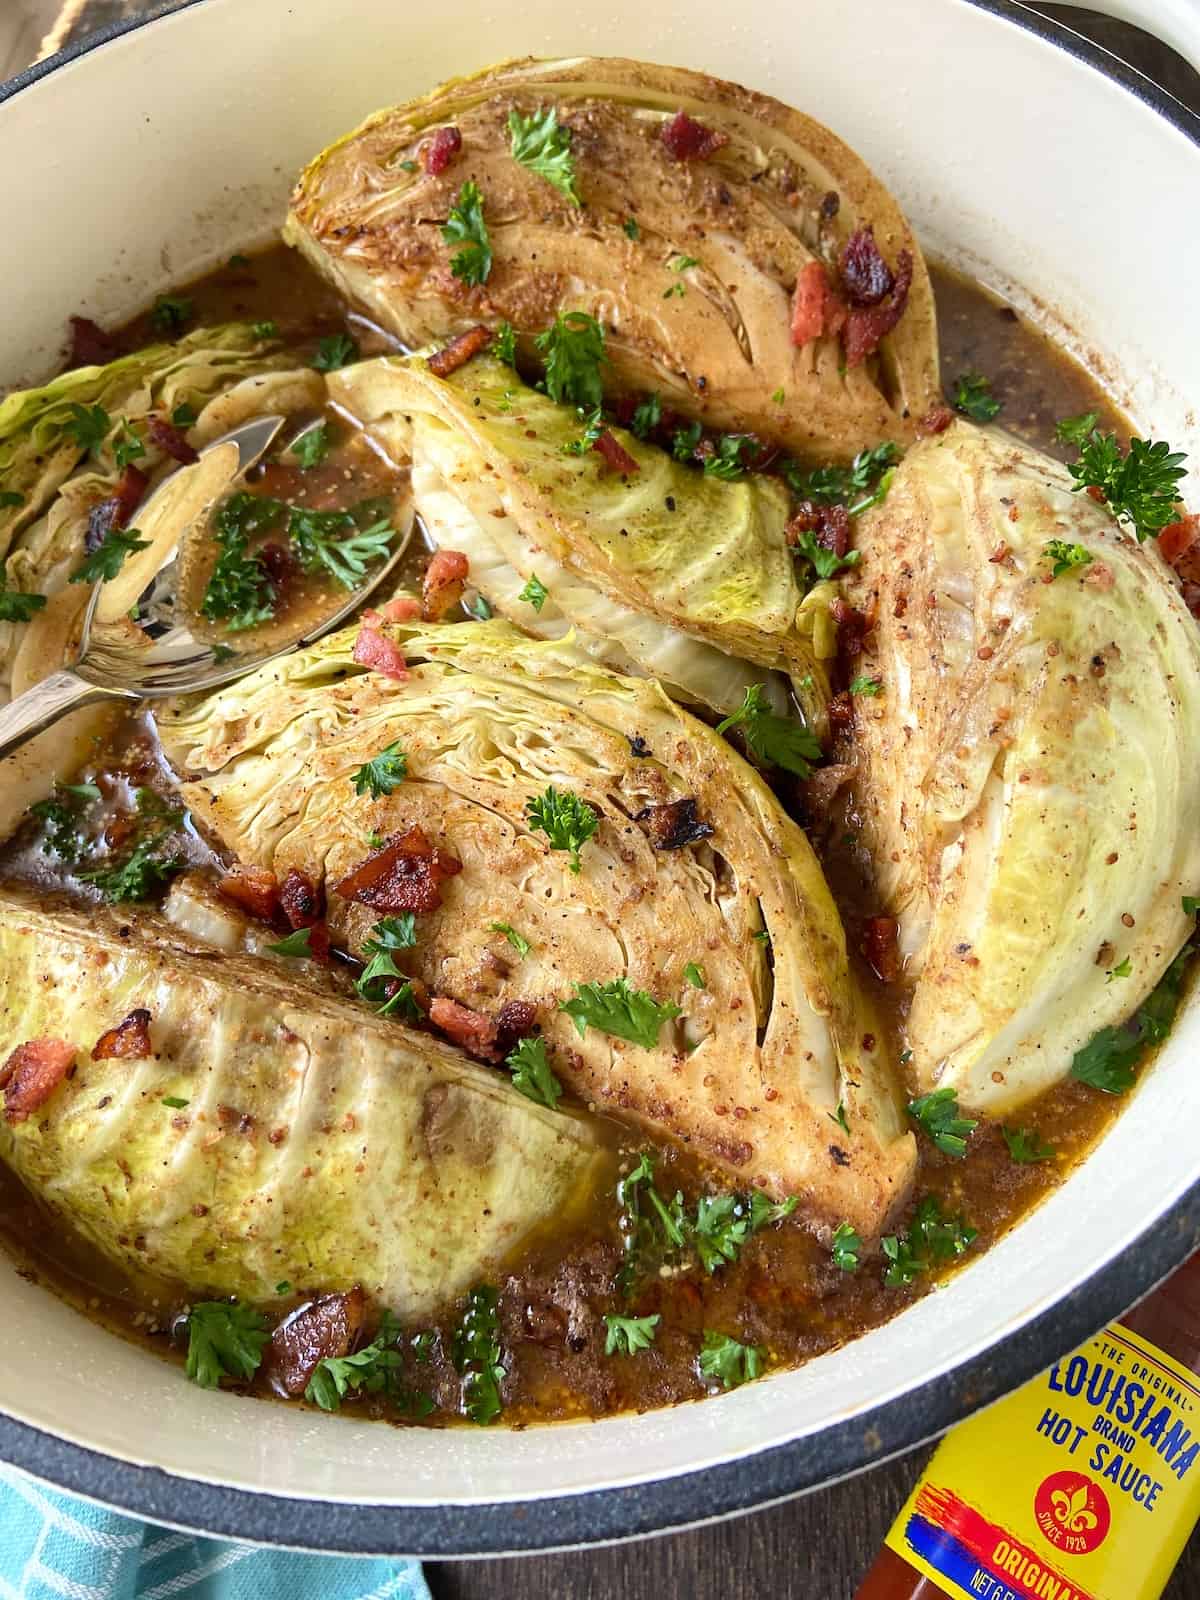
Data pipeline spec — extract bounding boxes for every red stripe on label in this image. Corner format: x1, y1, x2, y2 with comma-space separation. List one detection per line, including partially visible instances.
916, 1484, 1098, 1600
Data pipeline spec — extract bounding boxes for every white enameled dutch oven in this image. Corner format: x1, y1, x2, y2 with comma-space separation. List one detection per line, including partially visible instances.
0, 0, 1198, 1555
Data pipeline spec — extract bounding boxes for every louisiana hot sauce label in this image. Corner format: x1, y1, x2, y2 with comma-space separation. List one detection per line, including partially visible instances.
884, 1322, 1200, 1599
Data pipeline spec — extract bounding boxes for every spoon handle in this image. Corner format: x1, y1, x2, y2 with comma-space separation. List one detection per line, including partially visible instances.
0, 672, 136, 763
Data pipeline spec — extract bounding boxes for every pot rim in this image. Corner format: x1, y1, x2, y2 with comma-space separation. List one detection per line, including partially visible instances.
0, 0, 1197, 1557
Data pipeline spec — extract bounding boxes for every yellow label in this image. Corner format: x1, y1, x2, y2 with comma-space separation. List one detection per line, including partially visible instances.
884, 1321, 1200, 1600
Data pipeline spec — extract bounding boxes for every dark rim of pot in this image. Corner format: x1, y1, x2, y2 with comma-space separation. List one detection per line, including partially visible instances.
0, 0, 1197, 1558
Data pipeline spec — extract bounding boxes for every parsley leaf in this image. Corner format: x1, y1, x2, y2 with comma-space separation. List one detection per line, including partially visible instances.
881, 1195, 977, 1288
112, 421, 145, 470
534, 311, 607, 410
783, 442, 898, 507
623, 217, 640, 241
201, 490, 281, 631
65, 402, 110, 453
505, 1036, 563, 1110
690, 1190, 797, 1274
78, 791, 182, 902
698, 1330, 763, 1389
184, 1301, 269, 1389
561, 978, 681, 1050
715, 684, 823, 778
305, 1314, 417, 1412
491, 922, 531, 958
1044, 538, 1093, 578
829, 1100, 850, 1134
171, 401, 198, 428
293, 422, 330, 469
70, 526, 149, 585
151, 295, 193, 336
849, 674, 882, 697
355, 915, 418, 1003
952, 371, 1002, 422
507, 106, 580, 204
452, 1285, 505, 1425
0, 581, 46, 624
289, 507, 394, 589
1057, 417, 1187, 541
492, 322, 517, 365
377, 981, 425, 1022
312, 332, 359, 372
683, 962, 705, 990
791, 527, 862, 580
604, 1313, 660, 1356
525, 785, 598, 873
442, 180, 492, 286
466, 592, 493, 621
671, 421, 703, 463
1071, 942, 1192, 1093
1106, 955, 1133, 982
1184, 896, 1200, 916
703, 434, 756, 481
267, 926, 318, 958
906, 1087, 978, 1157
351, 741, 408, 799
518, 572, 549, 611
1002, 1126, 1056, 1164
832, 1221, 861, 1272
563, 406, 604, 457
630, 394, 661, 440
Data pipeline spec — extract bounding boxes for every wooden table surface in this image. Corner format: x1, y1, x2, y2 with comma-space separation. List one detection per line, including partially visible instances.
9, 3, 1200, 1595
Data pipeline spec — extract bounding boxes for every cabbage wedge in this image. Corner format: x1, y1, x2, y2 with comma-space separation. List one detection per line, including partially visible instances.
159, 618, 915, 1235
330, 353, 824, 721
285, 56, 941, 462
847, 421, 1200, 1113
0, 889, 604, 1312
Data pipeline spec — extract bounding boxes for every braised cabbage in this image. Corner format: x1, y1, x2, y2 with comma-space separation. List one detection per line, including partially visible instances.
285, 56, 941, 462
159, 618, 915, 1234
846, 422, 1200, 1112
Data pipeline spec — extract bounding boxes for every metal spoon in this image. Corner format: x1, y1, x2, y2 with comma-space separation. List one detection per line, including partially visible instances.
0, 414, 411, 760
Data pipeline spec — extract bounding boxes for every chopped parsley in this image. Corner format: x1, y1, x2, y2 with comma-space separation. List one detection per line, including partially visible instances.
715, 684, 823, 778
1044, 538, 1093, 578
112, 421, 145, 470
505, 1036, 563, 1111
534, 311, 607, 410
1055, 414, 1187, 541
906, 1087, 977, 1157
829, 1100, 850, 1135
671, 421, 703, 462
1106, 955, 1133, 982
30, 788, 92, 865
0, 490, 24, 508
690, 1190, 797, 1274
452, 1286, 505, 1425
518, 572, 549, 611
831, 1221, 861, 1272
952, 371, 1002, 422
563, 406, 604, 457
350, 741, 408, 799
882, 1195, 977, 1288
201, 491, 285, 631
491, 922, 531, 958
79, 790, 183, 902
377, 982, 425, 1022
267, 926, 318, 958
466, 592, 493, 621
507, 106, 580, 204
1002, 1126, 1056, 1164
1071, 942, 1192, 1093
791, 528, 862, 580
771, 387, 786, 406
442, 180, 492, 286
162, 1096, 190, 1110
289, 506, 394, 589
65, 402, 111, 453
525, 784, 598, 873
561, 978, 681, 1050
492, 322, 517, 366
305, 1316, 405, 1412
630, 394, 661, 440
683, 962, 705, 990
70, 526, 149, 585
1184, 896, 1200, 916
703, 434, 756, 481
0, 582, 46, 624
184, 1301, 269, 1389
150, 295, 193, 336
355, 915, 418, 1004
698, 1331, 763, 1390
171, 401, 198, 429
312, 332, 359, 372
782, 442, 898, 508
293, 422, 330, 469
849, 674, 883, 697
624, 217, 640, 241
604, 1313, 660, 1356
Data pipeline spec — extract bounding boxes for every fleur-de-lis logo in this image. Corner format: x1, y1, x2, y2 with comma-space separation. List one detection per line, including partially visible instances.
1049, 1483, 1099, 1534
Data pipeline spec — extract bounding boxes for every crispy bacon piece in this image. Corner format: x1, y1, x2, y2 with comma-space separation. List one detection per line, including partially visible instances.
788, 501, 851, 558
377, 595, 421, 623
421, 124, 463, 176
843, 250, 914, 368
421, 549, 470, 621
85, 465, 148, 552
335, 826, 462, 915
917, 403, 955, 437
147, 415, 199, 465
67, 315, 118, 369
1159, 513, 1200, 572
0, 1037, 75, 1125
660, 109, 729, 162
593, 430, 640, 476
633, 796, 715, 851
831, 596, 869, 659
91, 1009, 152, 1061
353, 619, 409, 680
257, 540, 296, 599
268, 1287, 366, 1397
790, 261, 847, 348
429, 997, 501, 1061
280, 868, 322, 928
862, 915, 901, 984
218, 863, 280, 921
839, 227, 894, 307
828, 691, 855, 732
427, 325, 491, 378
495, 999, 540, 1058
801, 761, 855, 815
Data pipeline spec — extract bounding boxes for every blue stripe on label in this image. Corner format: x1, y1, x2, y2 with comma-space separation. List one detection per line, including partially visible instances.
904, 1513, 1023, 1600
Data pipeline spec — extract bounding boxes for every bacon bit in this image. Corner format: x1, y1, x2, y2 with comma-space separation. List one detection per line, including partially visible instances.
147, 415, 200, 464
421, 125, 462, 176
843, 251, 914, 367
218, 863, 280, 921
593, 430, 640, 476
85, 465, 148, 552
353, 620, 408, 680
788, 501, 851, 558
828, 691, 854, 732
1085, 484, 1107, 504
495, 1000, 540, 1058
1159, 512, 1200, 571
421, 549, 470, 621
839, 228, 895, 307
280, 869, 322, 929
427, 325, 491, 378
0, 1038, 75, 1124
989, 543, 1012, 566
1182, 581, 1200, 620
377, 595, 422, 623
67, 315, 119, 369
268, 1287, 366, 1397
1083, 561, 1115, 592
660, 109, 729, 162
801, 762, 854, 815
862, 916, 900, 983
790, 260, 847, 348
830, 596, 869, 658
217, 1103, 256, 1136
91, 1009, 152, 1061
257, 540, 296, 599
335, 825, 462, 915
429, 997, 501, 1061
917, 404, 954, 437
633, 797, 715, 850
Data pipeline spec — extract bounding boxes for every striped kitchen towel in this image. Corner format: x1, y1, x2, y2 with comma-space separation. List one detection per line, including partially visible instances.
0, 1464, 430, 1600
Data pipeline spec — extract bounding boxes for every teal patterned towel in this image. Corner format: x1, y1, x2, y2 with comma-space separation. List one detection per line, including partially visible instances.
0, 1464, 430, 1600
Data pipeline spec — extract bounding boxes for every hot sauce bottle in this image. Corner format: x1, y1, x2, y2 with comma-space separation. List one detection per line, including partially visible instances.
855, 1251, 1200, 1600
